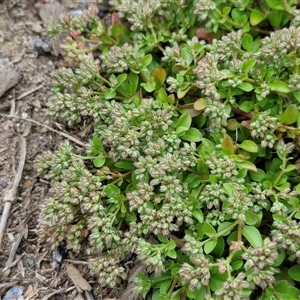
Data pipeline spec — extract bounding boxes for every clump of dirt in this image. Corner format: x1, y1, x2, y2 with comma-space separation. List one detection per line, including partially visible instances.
0, 1, 129, 299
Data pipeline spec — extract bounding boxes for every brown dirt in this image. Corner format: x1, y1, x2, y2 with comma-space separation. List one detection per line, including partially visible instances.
0, 1, 128, 299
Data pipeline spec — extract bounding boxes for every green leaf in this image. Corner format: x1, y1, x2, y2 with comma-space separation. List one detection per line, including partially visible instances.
203, 221, 216, 237
177, 86, 191, 99
93, 157, 106, 167
117, 73, 127, 85
159, 279, 172, 294
118, 72, 139, 97
186, 174, 202, 188
273, 214, 286, 222
227, 119, 240, 131
155, 87, 169, 104
235, 160, 257, 172
209, 273, 228, 292
273, 251, 286, 267
151, 67, 166, 88
167, 249, 177, 259
223, 183, 234, 196
282, 287, 300, 299
114, 160, 135, 170
157, 234, 168, 243
288, 265, 300, 282
204, 239, 217, 254
237, 82, 253, 92
268, 80, 291, 93
250, 9, 266, 26
242, 225, 262, 247
245, 211, 262, 226
140, 79, 156, 92
268, 10, 282, 27
218, 222, 234, 236
250, 168, 265, 182
274, 280, 289, 293
293, 90, 300, 102
194, 98, 206, 111
104, 184, 121, 197
180, 47, 193, 65
239, 140, 258, 153
296, 183, 300, 194
284, 164, 296, 172
197, 159, 209, 175
141, 54, 152, 69
222, 6, 231, 16
125, 210, 137, 222
181, 127, 202, 142
242, 35, 254, 52
212, 237, 225, 257
280, 104, 298, 125
176, 113, 192, 130
239, 101, 254, 113
176, 126, 188, 136
242, 58, 256, 72
266, 0, 286, 10
221, 134, 235, 156
232, 260, 243, 271
192, 208, 203, 223
92, 136, 104, 153
168, 239, 176, 250
104, 88, 116, 99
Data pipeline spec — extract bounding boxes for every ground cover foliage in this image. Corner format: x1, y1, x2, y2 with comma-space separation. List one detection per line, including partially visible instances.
37, 0, 300, 299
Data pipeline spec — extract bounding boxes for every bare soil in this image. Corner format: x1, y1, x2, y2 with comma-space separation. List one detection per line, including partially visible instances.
0, 1, 129, 299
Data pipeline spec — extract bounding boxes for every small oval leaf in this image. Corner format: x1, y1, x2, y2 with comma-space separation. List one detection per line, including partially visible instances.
242, 225, 262, 247
239, 140, 258, 153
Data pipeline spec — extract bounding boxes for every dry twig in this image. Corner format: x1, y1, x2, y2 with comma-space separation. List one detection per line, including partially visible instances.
0, 135, 26, 249
1, 114, 87, 147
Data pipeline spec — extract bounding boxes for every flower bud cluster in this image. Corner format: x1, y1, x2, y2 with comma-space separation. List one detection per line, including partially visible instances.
206, 155, 239, 180
194, 0, 216, 22
214, 272, 250, 299
250, 182, 270, 213
37, 141, 74, 180
203, 100, 230, 131
110, 0, 162, 30
135, 239, 166, 276
95, 98, 176, 161
178, 235, 211, 290
100, 43, 144, 73
90, 256, 126, 288
195, 53, 223, 100
272, 218, 300, 262
198, 182, 227, 209
250, 112, 278, 148
242, 238, 279, 288
259, 26, 300, 70
178, 254, 211, 291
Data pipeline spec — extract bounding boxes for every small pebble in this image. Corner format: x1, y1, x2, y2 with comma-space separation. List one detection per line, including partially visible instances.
0, 58, 9, 68
31, 23, 44, 34
34, 37, 52, 55
70, 10, 83, 18
1, 181, 8, 188
3, 286, 23, 300
52, 245, 68, 263
26, 257, 35, 268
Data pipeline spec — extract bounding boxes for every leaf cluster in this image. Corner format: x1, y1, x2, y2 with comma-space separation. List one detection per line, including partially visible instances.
37, 1, 300, 299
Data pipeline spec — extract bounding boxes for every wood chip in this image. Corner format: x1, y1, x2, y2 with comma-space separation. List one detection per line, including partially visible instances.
66, 264, 92, 292
0, 65, 21, 97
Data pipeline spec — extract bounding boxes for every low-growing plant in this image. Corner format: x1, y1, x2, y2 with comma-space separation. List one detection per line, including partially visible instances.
38, 0, 300, 299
